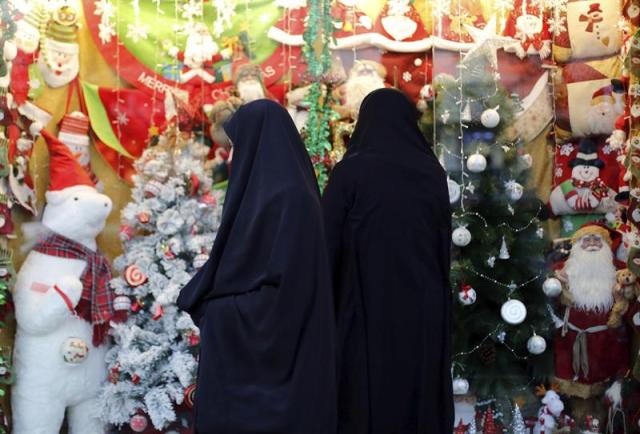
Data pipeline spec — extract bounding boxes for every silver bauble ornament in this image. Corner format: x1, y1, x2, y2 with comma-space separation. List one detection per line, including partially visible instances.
480, 107, 500, 128
527, 333, 547, 355
452, 226, 472, 247
452, 377, 470, 395
467, 153, 487, 173
448, 178, 461, 204
458, 286, 477, 305
506, 182, 524, 201
542, 277, 562, 297
500, 299, 527, 325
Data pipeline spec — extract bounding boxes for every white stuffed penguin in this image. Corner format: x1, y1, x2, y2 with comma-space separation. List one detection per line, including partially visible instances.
12, 130, 116, 434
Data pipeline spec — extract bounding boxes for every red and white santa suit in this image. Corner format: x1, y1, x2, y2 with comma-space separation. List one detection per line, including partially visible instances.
267, 0, 308, 46
553, 225, 631, 399
503, 0, 551, 59
331, 0, 373, 40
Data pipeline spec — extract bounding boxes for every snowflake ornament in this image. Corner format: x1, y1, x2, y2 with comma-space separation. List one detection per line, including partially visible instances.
487, 256, 496, 268
559, 143, 574, 156
402, 71, 412, 82
126, 24, 149, 43
547, 15, 567, 36
441, 109, 451, 124
555, 167, 564, 178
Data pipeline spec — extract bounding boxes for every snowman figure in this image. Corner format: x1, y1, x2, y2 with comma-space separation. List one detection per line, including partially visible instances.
533, 389, 574, 434
549, 138, 617, 215
12, 131, 117, 434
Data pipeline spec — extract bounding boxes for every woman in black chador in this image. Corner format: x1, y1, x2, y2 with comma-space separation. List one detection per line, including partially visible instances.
177, 99, 336, 434
323, 88, 453, 434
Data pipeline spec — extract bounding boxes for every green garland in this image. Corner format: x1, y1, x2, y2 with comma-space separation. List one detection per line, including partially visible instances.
302, 0, 334, 188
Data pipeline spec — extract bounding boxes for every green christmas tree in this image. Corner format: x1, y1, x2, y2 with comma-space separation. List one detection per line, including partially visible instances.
423, 51, 553, 400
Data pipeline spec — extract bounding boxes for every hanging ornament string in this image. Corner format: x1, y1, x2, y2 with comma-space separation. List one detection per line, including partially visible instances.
452, 324, 529, 361
468, 268, 543, 294
456, 0, 467, 213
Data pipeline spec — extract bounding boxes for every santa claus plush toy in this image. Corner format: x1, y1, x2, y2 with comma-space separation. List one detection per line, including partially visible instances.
585, 80, 626, 136
38, 5, 80, 88
10, 2, 48, 104
340, 60, 387, 120
171, 22, 230, 85
549, 138, 617, 215
12, 130, 118, 434
233, 64, 269, 104
553, 224, 631, 400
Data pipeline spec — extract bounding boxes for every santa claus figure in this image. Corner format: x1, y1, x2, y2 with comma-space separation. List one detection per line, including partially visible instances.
339, 60, 387, 120
504, 0, 551, 59
373, 0, 429, 47
57, 112, 101, 189
553, 224, 630, 400
11, 3, 47, 104
549, 139, 617, 215
267, 0, 307, 46
173, 23, 229, 85
233, 64, 270, 104
37, 5, 80, 88
331, 0, 373, 40
586, 81, 625, 136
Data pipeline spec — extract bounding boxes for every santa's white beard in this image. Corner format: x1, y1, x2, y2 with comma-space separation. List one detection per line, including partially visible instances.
565, 244, 615, 312
237, 80, 265, 103
38, 40, 79, 88
586, 103, 618, 135
345, 75, 385, 116
184, 36, 219, 68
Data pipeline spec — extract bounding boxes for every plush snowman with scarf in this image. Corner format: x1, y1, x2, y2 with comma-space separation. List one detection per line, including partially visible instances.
12, 130, 116, 434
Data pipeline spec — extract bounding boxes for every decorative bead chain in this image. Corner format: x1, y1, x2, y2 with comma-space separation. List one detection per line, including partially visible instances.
468, 268, 542, 293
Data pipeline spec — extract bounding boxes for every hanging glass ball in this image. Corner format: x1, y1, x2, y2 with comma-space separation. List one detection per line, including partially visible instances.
448, 178, 461, 204
452, 377, 470, 395
466, 153, 487, 173
113, 295, 132, 312
542, 277, 562, 297
129, 414, 148, 432
452, 226, 472, 247
527, 333, 547, 355
500, 299, 527, 325
458, 286, 477, 305
480, 107, 500, 128
506, 182, 524, 201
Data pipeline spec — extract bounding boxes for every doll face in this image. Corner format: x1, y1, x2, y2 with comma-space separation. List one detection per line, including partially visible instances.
580, 234, 604, 252
572, 164, 600, 182
516, 14, 543, 35
15, 22, 40, 54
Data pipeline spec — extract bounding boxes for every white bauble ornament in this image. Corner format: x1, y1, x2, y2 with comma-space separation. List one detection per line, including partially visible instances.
527, 333, 547, 355
500, 299, 527, 325
452, 377, 470, 395
467, 153, 487, 173
448, 178, 461, 204
542, 277, 562, 297
458, 286, 477, 305
505, 181, 523, 201
480, 107, 500, 128
130, 414, 148, 432
60, 337, 89, 365
520, 153, 533, 168
113, 295, 132, 311
193, 253, 209, 269
452, 226, 472, 247
633, 311, 640, 326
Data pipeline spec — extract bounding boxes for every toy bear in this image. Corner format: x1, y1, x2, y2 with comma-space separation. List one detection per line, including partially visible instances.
12, 130, 116, 434
608, 268, 639, 328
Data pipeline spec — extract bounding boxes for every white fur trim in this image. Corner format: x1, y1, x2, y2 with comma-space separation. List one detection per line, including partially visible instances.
45, 185, 97, 204
43, 39, 79, 55
58, 132, 89, 147
369, 33, 432, 53
520, 72, 549, 112
17, 101, 52, 124
576, 152, 597, 160
267, 27, 304, 46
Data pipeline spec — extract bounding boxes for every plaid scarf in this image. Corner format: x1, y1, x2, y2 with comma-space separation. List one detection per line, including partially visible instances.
33, 233, 114, 346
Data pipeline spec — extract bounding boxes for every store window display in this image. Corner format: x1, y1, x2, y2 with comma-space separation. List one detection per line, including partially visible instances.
0, 0, 638, 433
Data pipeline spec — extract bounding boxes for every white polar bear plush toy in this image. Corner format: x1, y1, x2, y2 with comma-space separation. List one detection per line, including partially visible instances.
12, 130, 117, 434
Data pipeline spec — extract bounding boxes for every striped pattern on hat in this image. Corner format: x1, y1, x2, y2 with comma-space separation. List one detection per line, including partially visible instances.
59, 112, 89, 136
23, 3, 49, 30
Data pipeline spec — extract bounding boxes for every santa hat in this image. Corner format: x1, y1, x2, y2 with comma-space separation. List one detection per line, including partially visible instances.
591, 85, 616, 106
22, 2, 49, 32
587, 3, 603, 14
44, 6, 78, 47
568, 138, 605, 169
58, 111, 90, 147
571, 223, 613, 246
41, 129, 94, 192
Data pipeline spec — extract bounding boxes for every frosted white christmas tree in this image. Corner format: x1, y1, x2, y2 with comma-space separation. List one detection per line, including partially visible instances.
511, 404, 526, 434
98, 129, 224, 431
